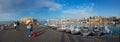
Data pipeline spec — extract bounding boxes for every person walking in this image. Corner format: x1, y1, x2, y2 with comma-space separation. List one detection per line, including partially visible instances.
27, 23, 32, 37
13, 22, 17, 31
0, 25, 4, 31
13, 22, 20, 31
16, 21, 20, 31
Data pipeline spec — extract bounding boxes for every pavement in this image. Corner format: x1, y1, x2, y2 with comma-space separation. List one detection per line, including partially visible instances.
0, 24, 120, 42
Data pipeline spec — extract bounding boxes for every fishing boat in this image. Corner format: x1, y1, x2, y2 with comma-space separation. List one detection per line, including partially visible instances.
92, 26, 102, 36
65, 26, 71, 33
57, 25, 66, 32
102, 26, 112, 34
71, 25, 81, 34
81, 25, 90, 36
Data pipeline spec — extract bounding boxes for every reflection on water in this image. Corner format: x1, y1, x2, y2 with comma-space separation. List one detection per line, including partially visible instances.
108, 25, 120, 34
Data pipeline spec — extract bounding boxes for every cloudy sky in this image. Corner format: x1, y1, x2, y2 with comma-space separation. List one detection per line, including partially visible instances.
0, 0, 120, 21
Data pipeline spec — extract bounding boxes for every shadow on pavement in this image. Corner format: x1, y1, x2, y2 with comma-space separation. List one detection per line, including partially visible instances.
60, 32, 65, 42
4, 28, 14, 30
36, 28, 50, 37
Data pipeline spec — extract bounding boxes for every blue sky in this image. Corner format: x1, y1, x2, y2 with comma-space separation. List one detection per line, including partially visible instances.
0, 0, 120, 21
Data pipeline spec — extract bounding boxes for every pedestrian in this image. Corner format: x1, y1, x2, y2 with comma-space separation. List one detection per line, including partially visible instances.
27, 23, 32, 37
0, 25, 4, 31
13, 22, 20, 31
16, 21, 20, 30
13, 22, 17, 31
29, 22, 33, 32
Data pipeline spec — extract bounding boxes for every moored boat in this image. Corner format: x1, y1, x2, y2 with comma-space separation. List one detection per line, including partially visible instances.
92, 26, 102, 36
70, 26, 81, 34
81, 25, 90, 36
57, 25, 66, 32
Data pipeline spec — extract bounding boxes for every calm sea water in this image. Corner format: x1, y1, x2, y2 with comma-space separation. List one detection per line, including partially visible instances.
108, 25, 120, 34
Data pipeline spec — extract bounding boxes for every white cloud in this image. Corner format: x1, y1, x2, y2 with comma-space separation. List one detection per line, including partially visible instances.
63, 9, 87, 15
0, 0, 62, 21
35, 0, 62, 11
0, 0, 62, 13
62, 3, 96, 17
0, 13, 17, 21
